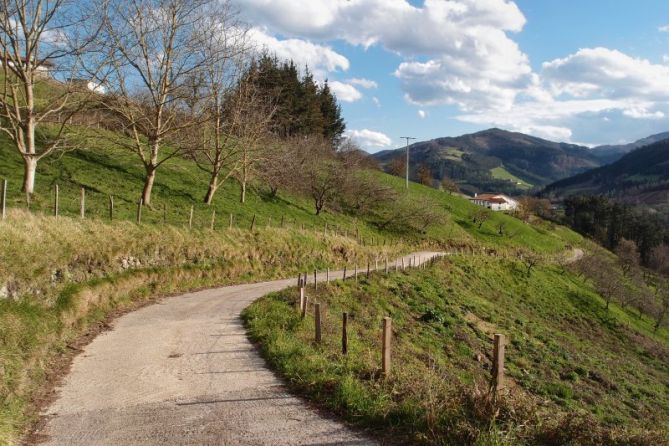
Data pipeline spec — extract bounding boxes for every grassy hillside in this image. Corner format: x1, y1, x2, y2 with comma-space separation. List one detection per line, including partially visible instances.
0, 124, 587, 445
244, 255, 669, 445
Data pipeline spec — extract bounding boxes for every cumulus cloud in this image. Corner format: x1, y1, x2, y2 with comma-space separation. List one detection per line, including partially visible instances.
329, 81, 363, 102
542, 47, 669, 101
372, 97, 381, 107
348, 78, 378, 89
247, 27, 349, 79
659, 25, 669, 32
345, 129, 392, 149
239, 1, 669, 145
418, 110, 427, 119
238, 0, 531, 110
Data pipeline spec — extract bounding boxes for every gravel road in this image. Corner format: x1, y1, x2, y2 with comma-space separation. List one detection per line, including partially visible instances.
35, 252, 443, 446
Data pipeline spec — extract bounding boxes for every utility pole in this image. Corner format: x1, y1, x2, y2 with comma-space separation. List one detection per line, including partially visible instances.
400, 136, 416, 190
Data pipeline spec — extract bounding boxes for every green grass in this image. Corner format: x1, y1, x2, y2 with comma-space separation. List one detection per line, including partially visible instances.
378, 173, 582, 253
0, 211, 408, 445
244, 256, 669, 445
0, 97, 591, 444
490, 166, 533, 190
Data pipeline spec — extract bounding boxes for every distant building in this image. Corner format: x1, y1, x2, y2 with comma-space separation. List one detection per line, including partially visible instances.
0, 56, 55, 77
469, 193, 518, 211
66, 78, 107, 94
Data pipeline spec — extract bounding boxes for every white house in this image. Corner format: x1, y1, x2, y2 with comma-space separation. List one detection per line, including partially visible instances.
0, 56, 55, 77
469, 193, 519, 211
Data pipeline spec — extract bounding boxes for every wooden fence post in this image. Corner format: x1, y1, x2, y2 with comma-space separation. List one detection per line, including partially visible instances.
326, 267, 330, 283
280, 215, 284, 228
163, 204, 167, 224
382, 317, 392, 376
385, 258, 388, 273
109, 195, 114, 220
314, 270, 317, 290
343, 266, 347, 280
210, 210, 216, 230
53, 184, 59, 217
136, 198, 143, 224
491, 334, 505, 393
79, 187, 85, 218
229, 213, 234, 229
189, 206, 194, 229
299, 287, 305, 312
1, 179, 6, 220
250, 214, 256, 231
367, 262, 370, 278
314, 303, 322, 344
354, 265, 358, 282
301, 295, 308, 319
375, 258, 378, 271
297, 274, 302, 287
342, 312, 348, 354
401, 257, 405, 270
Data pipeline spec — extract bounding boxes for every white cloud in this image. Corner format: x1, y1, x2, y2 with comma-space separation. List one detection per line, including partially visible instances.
542, 47, 669, 101
418, 110, 427, 119
622, 106, 665, 119
345, 128, 392, 149
239, 1, 669, 145
372, 97, 381, 107
238, 0, 531, 110
347, 78, 378, 89
247, 27, 349, 79
329, 81, 362, 102
659, 25, 669, 32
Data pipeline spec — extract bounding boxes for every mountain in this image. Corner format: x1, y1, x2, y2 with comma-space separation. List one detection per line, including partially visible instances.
372, 128, 601, 196
591, 131, 669, 164
544, 138, 669, 217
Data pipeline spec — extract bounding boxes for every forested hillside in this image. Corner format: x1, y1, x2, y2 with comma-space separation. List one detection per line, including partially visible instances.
373, 128, 601, 195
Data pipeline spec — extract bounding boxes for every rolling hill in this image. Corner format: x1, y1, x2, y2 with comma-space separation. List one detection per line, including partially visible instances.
372, 128, 601, 195
544, 138, 669, 217
591, 131, 669, 164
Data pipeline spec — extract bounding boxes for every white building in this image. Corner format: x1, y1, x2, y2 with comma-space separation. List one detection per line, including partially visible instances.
469, 193, 519, 211
1, 56, 55, 77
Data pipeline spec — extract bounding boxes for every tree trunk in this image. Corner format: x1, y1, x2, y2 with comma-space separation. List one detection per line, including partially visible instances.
204, 174, 219, 205
22, 101, 37, 194
22, 156, 37, 194
240, 179, 246, 204
142, 166, 157, 206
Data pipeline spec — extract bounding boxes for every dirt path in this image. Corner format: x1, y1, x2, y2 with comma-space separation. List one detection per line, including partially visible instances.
34, 252, 443, 446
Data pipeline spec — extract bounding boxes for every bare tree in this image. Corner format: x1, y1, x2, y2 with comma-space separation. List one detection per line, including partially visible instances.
653, 280, 669, 332
441, 176, 459, 195
0, 0, 103, 194
615, 238, 640, 277
470, 207, 491, 230
184, 7, 248, 205
257, 137, 297, 198
99, 0, 217, 206
518, 250, 542, 277
294, 136, 341, 215
228, 70, 276, 203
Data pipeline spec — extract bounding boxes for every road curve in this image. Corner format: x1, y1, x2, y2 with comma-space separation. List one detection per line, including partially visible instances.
35, 252, 443, 446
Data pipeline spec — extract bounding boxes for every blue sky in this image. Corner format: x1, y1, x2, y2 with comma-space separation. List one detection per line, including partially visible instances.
236, 0, 669, 151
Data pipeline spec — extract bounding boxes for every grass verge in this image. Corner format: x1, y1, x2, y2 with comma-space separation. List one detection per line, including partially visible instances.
244, 255, 669, 445
0, 211, 406, 445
